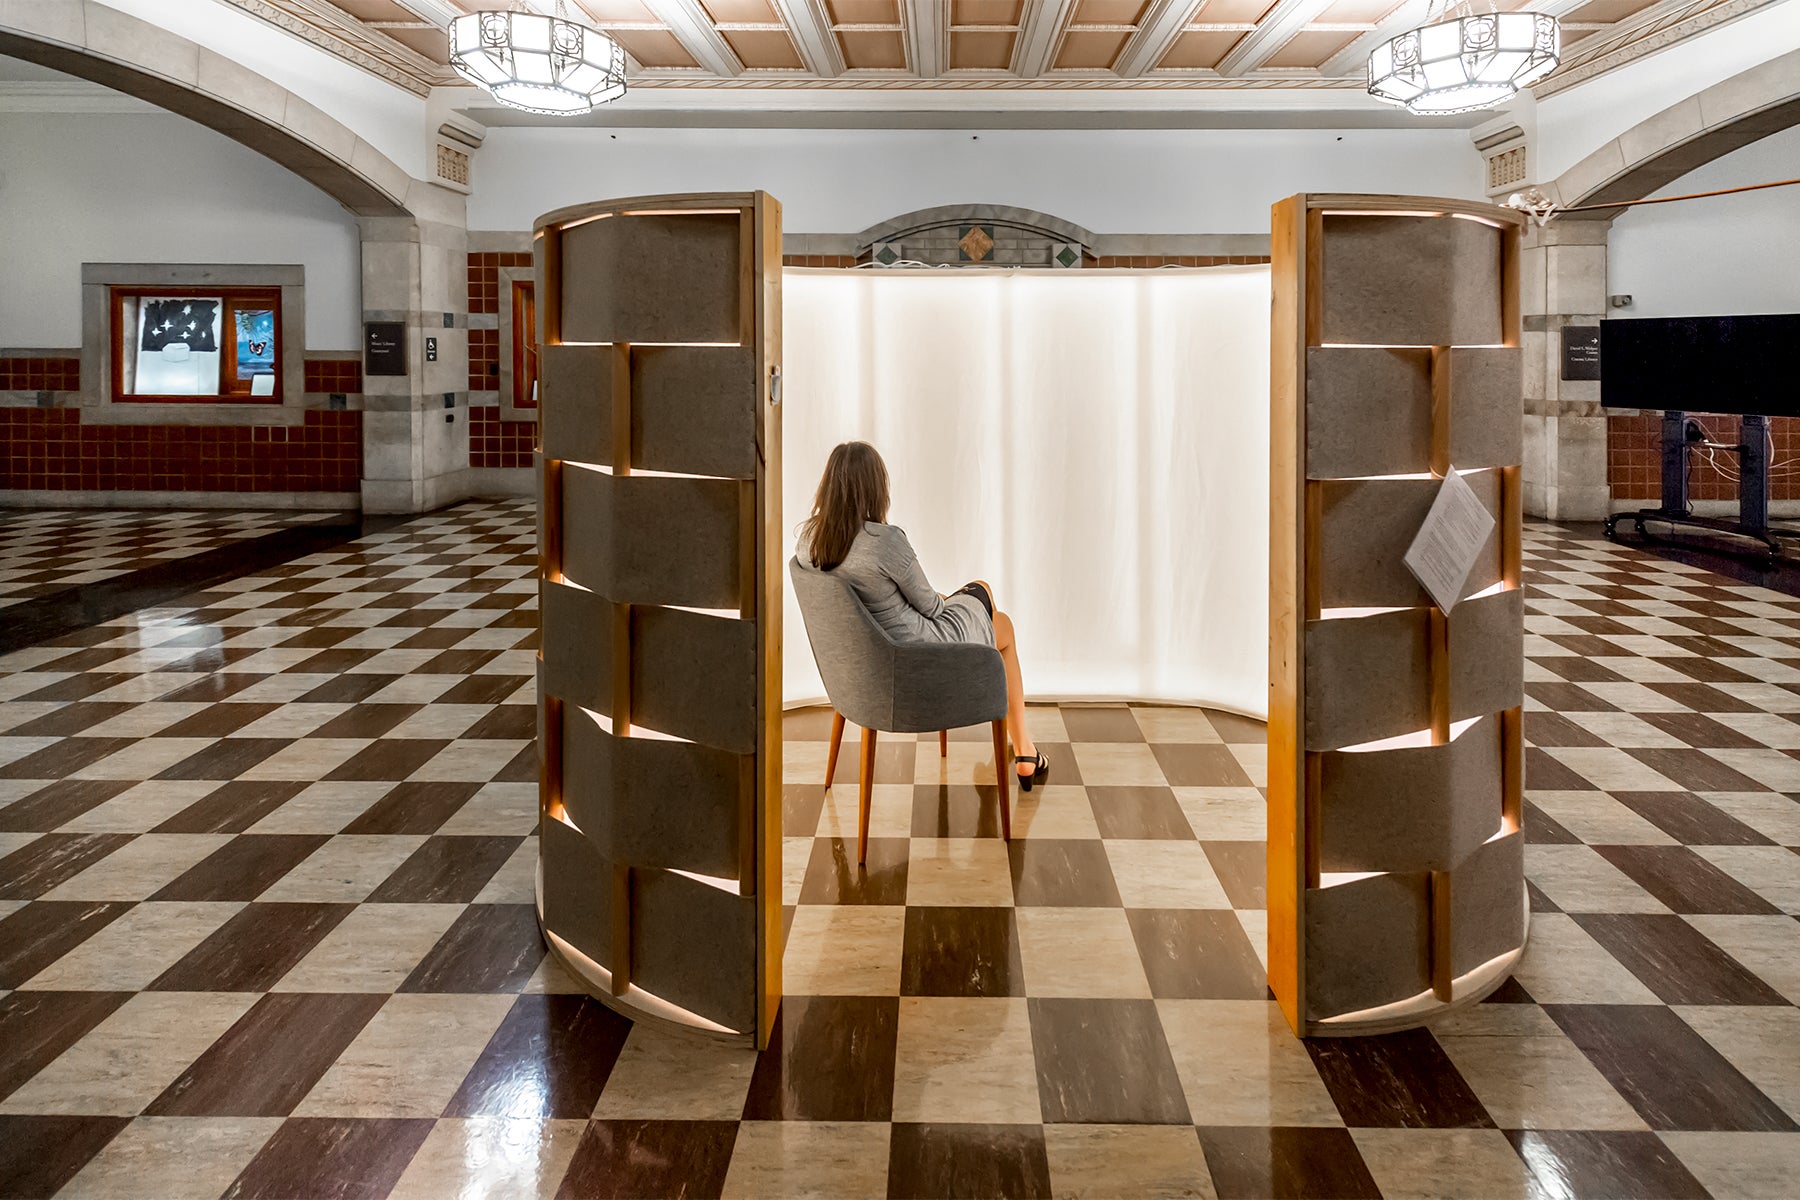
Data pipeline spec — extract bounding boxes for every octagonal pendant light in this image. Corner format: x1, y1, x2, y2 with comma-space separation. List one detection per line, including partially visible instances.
1369, 2, 1560, 116
450, 2, 627, 116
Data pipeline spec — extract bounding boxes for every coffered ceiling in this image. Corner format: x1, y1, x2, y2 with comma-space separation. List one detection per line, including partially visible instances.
226, 0, 1777, 99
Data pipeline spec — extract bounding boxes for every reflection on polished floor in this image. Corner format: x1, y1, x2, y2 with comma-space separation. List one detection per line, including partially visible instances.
0, 501, 1796, 1198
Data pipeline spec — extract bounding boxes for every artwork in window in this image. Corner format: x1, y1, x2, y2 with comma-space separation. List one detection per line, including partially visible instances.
134, 297, 223, 396
235, 308, 276, 381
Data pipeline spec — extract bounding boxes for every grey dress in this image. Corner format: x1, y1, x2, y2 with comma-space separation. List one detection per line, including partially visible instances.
810, 523, 995, 648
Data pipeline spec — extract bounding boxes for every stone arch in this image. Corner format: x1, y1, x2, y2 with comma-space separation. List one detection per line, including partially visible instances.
1553, 46, 1800, 213
0, 1, 416, 217
857, 204, 1099, 254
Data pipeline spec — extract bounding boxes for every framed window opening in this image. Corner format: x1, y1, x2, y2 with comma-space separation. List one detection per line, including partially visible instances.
111, 285, 284, 403
512, 278, 538, 410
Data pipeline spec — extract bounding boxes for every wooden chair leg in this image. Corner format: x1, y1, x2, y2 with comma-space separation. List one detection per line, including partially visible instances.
825, 711, 845, 787
858, 726, 878, 865
991, 719, 1011, 842
939, 729, 948, 757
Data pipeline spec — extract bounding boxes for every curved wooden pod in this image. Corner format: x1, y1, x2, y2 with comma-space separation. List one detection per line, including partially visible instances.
1270, 194, 1527, 1037
536, 192, 783, 1048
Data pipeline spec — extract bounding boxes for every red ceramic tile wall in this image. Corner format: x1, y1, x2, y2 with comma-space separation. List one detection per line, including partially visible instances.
0, 357, 80, 391
469, 328, 499, 393
468, 251, 533, 315
1608, 413, 1800, 502
304, 358, 363, 394
470, 405, 534, 469
0, 407, 361, 493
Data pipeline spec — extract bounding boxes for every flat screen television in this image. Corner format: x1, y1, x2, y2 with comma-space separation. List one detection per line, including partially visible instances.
1600, 314, 1800, 417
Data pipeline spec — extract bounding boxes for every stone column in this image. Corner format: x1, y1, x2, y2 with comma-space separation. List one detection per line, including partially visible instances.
1520, 216, 1615, 521
357, 213, 472, 514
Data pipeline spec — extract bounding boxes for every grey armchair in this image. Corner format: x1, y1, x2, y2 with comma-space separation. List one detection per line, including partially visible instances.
790, 556, 1012, 863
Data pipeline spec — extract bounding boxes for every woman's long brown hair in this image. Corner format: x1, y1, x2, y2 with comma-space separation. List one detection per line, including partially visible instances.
800, 441, 890, 570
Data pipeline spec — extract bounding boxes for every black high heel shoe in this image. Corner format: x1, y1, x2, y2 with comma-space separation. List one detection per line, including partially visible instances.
1014, 752, 1050, 792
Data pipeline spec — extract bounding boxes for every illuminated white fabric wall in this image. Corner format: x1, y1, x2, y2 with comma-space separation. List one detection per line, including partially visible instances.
782, 266, 1272, 717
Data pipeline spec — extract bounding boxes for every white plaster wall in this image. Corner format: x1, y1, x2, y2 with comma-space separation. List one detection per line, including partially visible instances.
1608, 124, 1800, 318
0, 111, 362, 350
467, 126, 1485, 234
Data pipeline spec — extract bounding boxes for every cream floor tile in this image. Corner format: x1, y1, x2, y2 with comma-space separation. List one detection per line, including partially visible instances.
1016, 909, 1151, 998
437, 782, 538, 835
1525, 844, 1673, 914
1012, 786, 1100, 840
1129, 708, 1224, 744
1023, 706, 1071, 745
1694, 845, 1800, 912
1070, 743, 1169, 786
273, 902, 463, 992
905, 838, 1015, 907
1571, 683, 1694, 713
1705, 748, 1800, 793
1684, 915, 1800, 1004
0, 832, 41, 859
782, 837, 812, 906
294, 993, 514, 1118
228, 703, 350, 739
817, 785, 914, 840
473, 837, 537, 904
721, 1121, 891, 1200
55, 1116, 281, 1200
230, 674, 341, 703
1510, 914, 1661, 1005
783, 742, 831, 785
1429, 1000, 1564, 1038
69, 738, 215, 780
40, 834, 232, 902
1437, 1034, 1646, 1129
1526, 792, 1679, 845
891, 996, 1041, 1124
1699, 793, 1800, 845
1043, 1124, 1217, 1199
1235, 910, 1268, 971
1674, 1006, 1800, 1120
1174, 787, 1266, 841
1718, 713, 1800, 750
80, 703, 210, 738
782, 905, 905, 996
387, 1117, 587, 1200
258, 835, 427, 902
932, 742, 1009, 787
1156, 1000, 1341, 1127
522, 951, 586, 994
57, 781, 216, 833
1227, 743, 1267, 788
591, 1025, 759, 1120
1104, 841, 1232, 909
235, 738, 374, 782
1659, 1132, 1800, 1200
1563, 712, 1688, 749
24, 901, 242, 990
414, 741, 528, 783
384, 705, 496, 740
0, 992, 256, 1115
245, 782, 391, 834
1350, 1129, 1538, 1200
1539, 747, 1683, 790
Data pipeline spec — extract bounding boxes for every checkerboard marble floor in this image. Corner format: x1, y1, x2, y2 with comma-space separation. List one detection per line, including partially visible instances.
0, 503, 1795, 1199
0, 509, 340, 609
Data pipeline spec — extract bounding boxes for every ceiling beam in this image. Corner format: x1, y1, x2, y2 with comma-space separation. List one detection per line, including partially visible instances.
1215, 0, 1336, 76
1011, 0, 1079, 76
1321, 0, 1589, 79
390, 0, 464, 26
906, 0, 946, 78
1112, 0, 1204, 77
640, 0, 745, 76
769, 0, 845, 76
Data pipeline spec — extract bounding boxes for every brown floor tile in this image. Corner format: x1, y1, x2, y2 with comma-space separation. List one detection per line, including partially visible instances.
399, 903, 544, 992
1647, 682, 1758, 713
555, 1120, 738, 1200
1524, 710, 1612, 747
1059, 707, 1146, 742
323, 739, 450, 782
901, 905, 1024, 997
0, 833, 134, 900
1576, 913, 1790, 1006
445, 993, 633, 1119
887, 1123, 1052, 1200
16, 674, 137, 703
1149, 744, 1254, 787
0, 737, 138, 780
1007, 840, 1121, 907
1087, 786, 1194, 839
156, 703, 281, 739
366, 835, 524, 903
1507, 1130, 1709, 1199
742, 995, 899, 1121
0, 990, 131, 1102
309, 704, 421, 739
1626, 747, 1770, 792
294, 674, 403, 704
152, 738, 292, 781
148, 901, 352, 991
1203, 710, 1267, 744
1523, 800, 1584, 844
153, 781, 308, 835
1595, 844, 1783, 914
0, 702, 135, 738
1126, 908, 1267, 999
343, 781, 480, 836
150, 834, 332, 902
1639, 712, 1765, 749
222, 1116, 436, 1200
436, 675, 530, 705
1611, 791, 1776, 846
912, 784, 1008, 838
1537, 655, 1628, 683
0, 899, 134, 987
1306, 1029, 1493, 1128
1025, 743, 1080, 785
1525, 747, 1601, 790
1027, 997, 1189, 1123
1197, 1126, 1382, 1200
1201, 841, 1266, 910
798, 837, 910, 906
782, 784, 827, 838
1525, 682, 1619, 713
0, 1114, 132, 1199
1548, 1004, 1799, 1131
779, 707, 840, 739
493, 745, 538, 783
146, 992, 386, 1116
0, 779, 132, 832
462, 705, 534, 740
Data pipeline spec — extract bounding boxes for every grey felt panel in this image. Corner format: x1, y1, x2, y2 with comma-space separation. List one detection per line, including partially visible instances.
1304, 870, 1431, 1021
561, 705, 745, 879
1446, 347, 1523, 470
540, 579, 614, 717
632, 867, 757, 1034
631, 606, 758, 755
1317, 473, 1503, 610
540, 813, 613, 971
1448, 829, 1525, 978
1319, 713, 1504, 874
632, 345, 758, 479
1320, 214, 1503, 348
560, 212, 742, 346
539, 344, 612, 467
1305, 347, 1432, 479
559, 465, 743, 609
1450, 587, 1525, 722
1303, 608, 1431, 752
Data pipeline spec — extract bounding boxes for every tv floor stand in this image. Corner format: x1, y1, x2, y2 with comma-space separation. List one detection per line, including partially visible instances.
1603, 410, 1792, 558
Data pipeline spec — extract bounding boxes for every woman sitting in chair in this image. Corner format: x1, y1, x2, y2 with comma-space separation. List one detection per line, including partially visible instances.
798, 440, 1050, 789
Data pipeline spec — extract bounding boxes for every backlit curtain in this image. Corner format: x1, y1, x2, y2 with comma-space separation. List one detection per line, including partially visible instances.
781, 265, 1272, 718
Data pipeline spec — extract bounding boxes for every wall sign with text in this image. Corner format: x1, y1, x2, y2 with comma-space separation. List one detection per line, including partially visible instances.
365, 321, 407, 377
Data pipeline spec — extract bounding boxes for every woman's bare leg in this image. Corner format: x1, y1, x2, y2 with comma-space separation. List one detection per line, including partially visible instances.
980, 588, 1038, 778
